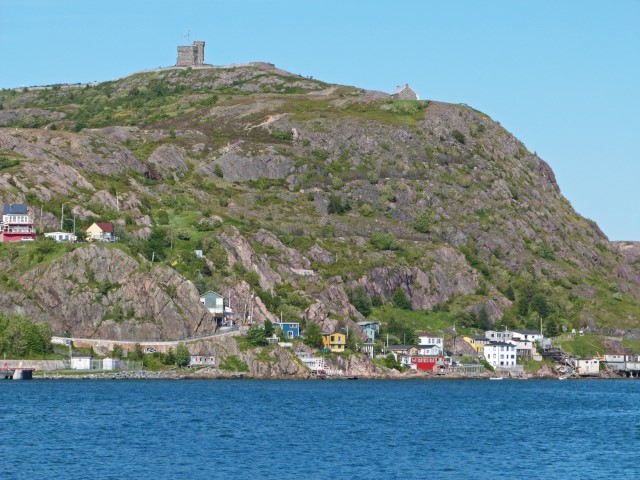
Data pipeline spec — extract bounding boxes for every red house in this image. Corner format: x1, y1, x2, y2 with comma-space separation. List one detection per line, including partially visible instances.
0, 204, 36, 242
411, 355, 447, 372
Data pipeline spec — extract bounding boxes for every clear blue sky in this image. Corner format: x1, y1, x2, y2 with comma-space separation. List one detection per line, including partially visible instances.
1, 0, 638, 240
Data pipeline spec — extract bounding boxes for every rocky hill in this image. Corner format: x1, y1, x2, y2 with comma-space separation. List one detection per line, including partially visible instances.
0, 62, 639, 343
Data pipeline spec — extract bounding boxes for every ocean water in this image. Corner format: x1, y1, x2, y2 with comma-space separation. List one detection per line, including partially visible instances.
1, 379, 639, 479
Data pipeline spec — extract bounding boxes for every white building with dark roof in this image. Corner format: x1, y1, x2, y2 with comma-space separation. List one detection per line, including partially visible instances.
483, 341, 517, 369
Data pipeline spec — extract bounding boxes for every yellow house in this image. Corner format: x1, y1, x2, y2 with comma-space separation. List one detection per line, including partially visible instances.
463, 335, 488, 354
83, 222, 115, 242
322, 332, 346, 353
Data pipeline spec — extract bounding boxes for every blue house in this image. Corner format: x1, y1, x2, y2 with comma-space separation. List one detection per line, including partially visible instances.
357, 321, 380, 343
273, 322, 300, 339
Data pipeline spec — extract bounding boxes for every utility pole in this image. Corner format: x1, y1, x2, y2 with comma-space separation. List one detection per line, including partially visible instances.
60, 204, 64, 231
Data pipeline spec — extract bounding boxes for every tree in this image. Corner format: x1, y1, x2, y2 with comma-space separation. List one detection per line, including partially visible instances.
164, 347, 176, 365
392, 288, 412, 310
347, 286, 372, 317
175, 343, 190, 367
264, 319, 275, 338
134, 342, 144, 360
112, 344, 124, 359
478, 306, 491, 330
145, 227, 166, 261
303, 323, 323, 349
245, 324, 266, 346
531, 293, 552, 318
384, 353, 402, 370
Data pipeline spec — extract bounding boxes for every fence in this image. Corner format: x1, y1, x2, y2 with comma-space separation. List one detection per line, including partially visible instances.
88, 359, 143, 371
450, 364, 486, 375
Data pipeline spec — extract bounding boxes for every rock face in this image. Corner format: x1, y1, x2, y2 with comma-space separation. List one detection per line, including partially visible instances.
350, 246, 480, 310
12, 245, 216, 340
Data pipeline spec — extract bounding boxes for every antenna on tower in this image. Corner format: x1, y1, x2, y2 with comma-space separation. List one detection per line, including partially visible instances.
182, 28, 191, 43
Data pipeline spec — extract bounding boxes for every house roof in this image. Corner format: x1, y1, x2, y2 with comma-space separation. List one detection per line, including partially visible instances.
200, 290, 223, 298
388, 345, 414, 351
513, 330, 541, 335
95, 222, 113, 233
472, 335, 489, 340
3, 203, 28, 215
418, 344, 439, 349
486, 341, 515, 347
416, 331, 440, 337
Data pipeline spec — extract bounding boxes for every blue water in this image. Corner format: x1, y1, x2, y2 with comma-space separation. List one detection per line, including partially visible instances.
1, 379, 639, 479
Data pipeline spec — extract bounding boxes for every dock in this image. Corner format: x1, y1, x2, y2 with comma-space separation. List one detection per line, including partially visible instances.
1, 367, 34, 380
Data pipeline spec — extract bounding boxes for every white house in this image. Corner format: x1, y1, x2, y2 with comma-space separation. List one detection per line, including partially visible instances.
417, 332, 444, 354
103, 358, 121, 370
417, 344, 441, 356
189, 355, 216, 366
485, 330, 514, 342
70, 354, 92, 370
483, 341, 517, 369
45, 231, 77, 242
575, 359, 600, 375
512, 330, 544, 343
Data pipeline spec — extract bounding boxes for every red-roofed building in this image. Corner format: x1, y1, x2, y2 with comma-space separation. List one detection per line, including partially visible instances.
1, 204, 36, 242
83, 222, 115, 242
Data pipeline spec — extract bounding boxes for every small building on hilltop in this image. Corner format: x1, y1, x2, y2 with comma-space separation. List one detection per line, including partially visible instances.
177, 41, 205, 67
0, 203, 36, 242
391, 84, 418, 100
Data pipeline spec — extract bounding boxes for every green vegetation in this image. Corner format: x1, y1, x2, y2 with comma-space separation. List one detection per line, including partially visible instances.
175, 343, 190, 367
219, 355, 249, 372
303, 323, 323, 349
0, 313, 52, 358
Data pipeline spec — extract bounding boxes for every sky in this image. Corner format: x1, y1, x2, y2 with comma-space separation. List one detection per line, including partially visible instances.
1, 0, 639, 240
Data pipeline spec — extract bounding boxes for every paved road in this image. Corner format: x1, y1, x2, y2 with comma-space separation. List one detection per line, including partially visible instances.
51, 326, 241, 349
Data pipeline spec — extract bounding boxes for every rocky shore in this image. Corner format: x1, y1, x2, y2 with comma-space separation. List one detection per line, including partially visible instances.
34, 365, 617, 380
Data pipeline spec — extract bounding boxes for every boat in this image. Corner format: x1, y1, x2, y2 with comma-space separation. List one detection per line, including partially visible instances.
489, 376, 504, 380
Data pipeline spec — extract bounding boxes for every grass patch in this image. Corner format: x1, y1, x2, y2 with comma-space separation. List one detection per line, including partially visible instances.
219, 355, 249, 372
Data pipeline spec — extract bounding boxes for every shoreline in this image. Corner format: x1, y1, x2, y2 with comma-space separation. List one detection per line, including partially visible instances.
32, 369, 622, 381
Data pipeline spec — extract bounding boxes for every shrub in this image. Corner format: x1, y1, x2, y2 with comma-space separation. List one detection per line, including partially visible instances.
327, 194, 351, 215
0, 157, 19, 170
452, 130, 466, 144
213, 164, 224, 178
413, 209, 434, 234
272, 130, 293, 142
177, 228, 191, 240
157, 210, 169, 225
369, 232, 400, 251
392, 288, 412, 310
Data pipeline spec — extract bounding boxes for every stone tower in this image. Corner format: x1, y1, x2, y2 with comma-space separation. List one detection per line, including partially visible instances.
176, 41, 205, 67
